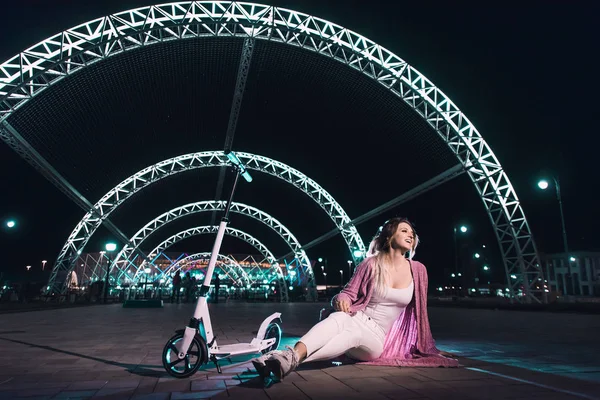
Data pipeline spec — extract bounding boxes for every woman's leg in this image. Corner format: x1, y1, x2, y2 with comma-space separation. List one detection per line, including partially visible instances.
297, 312, 359, 362
262, 312, 360, 379
345, 313, 386, 361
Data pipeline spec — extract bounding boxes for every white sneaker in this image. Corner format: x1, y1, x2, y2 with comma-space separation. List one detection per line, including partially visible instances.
251, 351, 278, 379
264, 346, 299, 380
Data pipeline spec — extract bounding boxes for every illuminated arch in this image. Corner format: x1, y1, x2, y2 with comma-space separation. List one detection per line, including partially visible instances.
105, 201, 313, 300
171, 252, 248, 287
119, 224, 288, 301
148, 225, 277, 267
47, 152, 359, 295
0, 2, 543, 301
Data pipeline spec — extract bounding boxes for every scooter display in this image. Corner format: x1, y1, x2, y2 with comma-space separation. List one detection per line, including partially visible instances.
161, 151, 282, 378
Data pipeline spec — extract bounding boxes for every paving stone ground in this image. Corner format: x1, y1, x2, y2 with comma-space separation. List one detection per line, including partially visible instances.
0, 301, 599, 400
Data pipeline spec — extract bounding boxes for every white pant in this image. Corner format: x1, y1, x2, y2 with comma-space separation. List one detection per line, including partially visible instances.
299, 311, 386, 363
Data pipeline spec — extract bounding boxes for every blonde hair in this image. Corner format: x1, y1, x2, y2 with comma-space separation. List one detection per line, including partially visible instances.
367, 218, 419, 294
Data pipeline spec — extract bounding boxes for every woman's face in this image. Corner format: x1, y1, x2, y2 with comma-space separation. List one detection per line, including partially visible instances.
390, 222, 415, 253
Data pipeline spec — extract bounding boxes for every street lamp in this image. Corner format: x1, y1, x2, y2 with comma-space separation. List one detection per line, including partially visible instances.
42, 260, 47, 271
347, 260, 352, 281
453, 224, 468, 278
104, 242, 117, 303
144, 267, 151, 297
339, 270, 344, 285
537, 176, 573, 295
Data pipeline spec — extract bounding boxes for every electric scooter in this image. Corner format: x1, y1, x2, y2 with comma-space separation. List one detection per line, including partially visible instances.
161, 151, 282, 378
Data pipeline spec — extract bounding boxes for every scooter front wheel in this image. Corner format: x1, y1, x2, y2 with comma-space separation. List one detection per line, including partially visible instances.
261, 322, 282, 354
162, 332, 207, 378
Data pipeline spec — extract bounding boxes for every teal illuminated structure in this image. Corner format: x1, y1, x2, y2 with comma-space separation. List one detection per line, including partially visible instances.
0, 2, 544, 302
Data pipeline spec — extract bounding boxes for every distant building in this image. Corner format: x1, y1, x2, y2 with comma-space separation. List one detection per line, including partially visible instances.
542, 252, 600, 296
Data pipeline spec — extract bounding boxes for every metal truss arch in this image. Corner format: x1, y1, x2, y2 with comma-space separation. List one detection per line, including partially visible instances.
3, 1, 543, 301
108, 200, 314, 300
149, 225, 277, 266
48, 151, 359, 295
171, 252, 247, 286
134, 224, 288, 301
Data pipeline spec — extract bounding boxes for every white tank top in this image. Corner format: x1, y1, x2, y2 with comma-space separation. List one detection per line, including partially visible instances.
363, 281, 414, 334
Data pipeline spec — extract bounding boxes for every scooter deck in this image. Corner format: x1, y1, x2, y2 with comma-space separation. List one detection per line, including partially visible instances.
212, 342, 261, 357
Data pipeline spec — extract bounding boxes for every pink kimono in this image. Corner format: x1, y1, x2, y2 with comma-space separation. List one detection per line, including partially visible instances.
328, 256, 459, 367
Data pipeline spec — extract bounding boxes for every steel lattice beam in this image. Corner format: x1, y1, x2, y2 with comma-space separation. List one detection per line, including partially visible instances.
169, 252, 249, 287
48, 151, 361, 296
212, 36, 255, 224
0, 121, 152, 294
0, 1, 545, 302
127, 225, 288, 302
73, 200, 313, 300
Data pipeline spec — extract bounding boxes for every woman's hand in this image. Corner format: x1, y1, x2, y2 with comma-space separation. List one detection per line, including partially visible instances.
334, 298, 351, 313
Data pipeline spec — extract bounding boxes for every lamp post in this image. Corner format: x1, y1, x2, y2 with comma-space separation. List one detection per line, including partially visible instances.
453, 225, 468, 294
339, 270, 344, 285
104, 242, 117, 304
144, 267, 151, 298
318, 257, 329, 287
346, 260, 352, 282
537, 177, 573, 296
42, 260, 47, 271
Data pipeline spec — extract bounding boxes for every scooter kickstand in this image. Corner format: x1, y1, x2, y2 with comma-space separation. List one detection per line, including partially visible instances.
210, 355, 222, 374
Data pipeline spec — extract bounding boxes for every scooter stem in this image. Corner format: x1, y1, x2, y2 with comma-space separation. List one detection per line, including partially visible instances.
193, 219, 228, 318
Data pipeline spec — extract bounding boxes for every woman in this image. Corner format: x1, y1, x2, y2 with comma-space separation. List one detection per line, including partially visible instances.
252, 217, 459, 381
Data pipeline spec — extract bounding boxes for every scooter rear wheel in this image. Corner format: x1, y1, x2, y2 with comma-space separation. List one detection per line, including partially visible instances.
162, 332, 206, 378
261, 322, 282, 354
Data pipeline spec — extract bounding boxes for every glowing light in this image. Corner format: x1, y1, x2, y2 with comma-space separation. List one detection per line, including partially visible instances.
451, 273, 456, 278
225, 151, 253, 182
569, 256, 576, 262
460, 226, 468, 233
6, 220, 15, 228
105, 242, 117, 252
474, 253, 481, 259
537, 179, 549, 190
483, 265, 490, 271
353, 250, 363, 258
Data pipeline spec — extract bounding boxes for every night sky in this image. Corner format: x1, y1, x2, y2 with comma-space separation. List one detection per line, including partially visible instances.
0, 0, 598, 289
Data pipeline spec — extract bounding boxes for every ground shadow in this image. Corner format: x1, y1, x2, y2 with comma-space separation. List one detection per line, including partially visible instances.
0, 336, 167, 378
